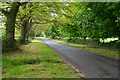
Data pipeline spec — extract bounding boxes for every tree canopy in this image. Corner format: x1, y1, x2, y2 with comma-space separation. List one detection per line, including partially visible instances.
1, 2, 120, 50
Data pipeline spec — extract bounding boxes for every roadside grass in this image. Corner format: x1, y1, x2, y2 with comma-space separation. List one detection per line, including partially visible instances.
2, 39, 81, 78
50, 39, 119, 58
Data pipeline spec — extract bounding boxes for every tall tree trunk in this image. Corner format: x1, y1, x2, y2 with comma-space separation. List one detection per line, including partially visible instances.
1, 2, 28, 50
20, 16, 31, 43
26, 19, 32, 41
5, 15, 16, 47
4, 2, 20, 48
20, 20, 28, 43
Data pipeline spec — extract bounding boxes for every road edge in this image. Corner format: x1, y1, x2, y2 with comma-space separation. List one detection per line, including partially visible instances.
39, 38, 86, 79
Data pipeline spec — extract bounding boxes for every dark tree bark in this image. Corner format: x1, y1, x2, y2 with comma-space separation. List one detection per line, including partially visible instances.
5, 15, 16, 47
1, 2, 28, 49
26, 19, 32, 41
1, 2, 21, 48
19, 3, 33, 43
20, 17, 30, 43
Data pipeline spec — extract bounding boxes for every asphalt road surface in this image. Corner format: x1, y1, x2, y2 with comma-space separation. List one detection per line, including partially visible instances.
40, 37, 119, 78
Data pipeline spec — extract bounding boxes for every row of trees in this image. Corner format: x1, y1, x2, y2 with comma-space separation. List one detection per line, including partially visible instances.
1, 2, 120, 50
45, 2, 120, 43
0, 2, 65, 50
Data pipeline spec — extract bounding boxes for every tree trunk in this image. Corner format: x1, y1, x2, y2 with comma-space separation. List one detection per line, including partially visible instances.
20, 16, 31, 43
26, 19, 32, 41
5, 15, 16, 48
20, 20, 28, 43
2, 2, 20, 49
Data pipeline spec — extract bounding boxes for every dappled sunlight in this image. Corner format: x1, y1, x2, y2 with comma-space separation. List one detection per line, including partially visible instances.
31, 40, 42, 43
3, 40, 43, 58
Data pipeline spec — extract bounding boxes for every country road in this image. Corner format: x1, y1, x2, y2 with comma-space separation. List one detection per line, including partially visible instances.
40, 37, 119, 78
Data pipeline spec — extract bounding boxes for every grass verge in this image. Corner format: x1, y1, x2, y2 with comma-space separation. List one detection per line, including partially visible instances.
2, 39, 81, 78
49, 39, 119, 59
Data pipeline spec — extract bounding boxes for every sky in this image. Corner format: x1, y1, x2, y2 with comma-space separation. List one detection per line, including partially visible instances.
0, 15, 4, 27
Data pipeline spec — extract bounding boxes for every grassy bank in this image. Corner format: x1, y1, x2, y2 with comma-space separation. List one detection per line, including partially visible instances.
2, 39, 81, 78
49, 39, 119, 58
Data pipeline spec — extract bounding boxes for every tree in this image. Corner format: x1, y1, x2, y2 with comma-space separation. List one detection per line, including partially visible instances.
45, 2, 120, 43
17, 3, 33, 43
0, 2, 27, 48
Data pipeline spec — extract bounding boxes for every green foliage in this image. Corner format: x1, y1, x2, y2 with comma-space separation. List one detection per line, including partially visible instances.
46, 24, 63, 39
45, 2, 120, 46
1, 2, 120, 50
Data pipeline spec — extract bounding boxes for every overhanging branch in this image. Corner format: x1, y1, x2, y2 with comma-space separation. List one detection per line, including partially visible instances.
32, 21, 50, 24
0, 8, 9, 16
19, 2, 28, 6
